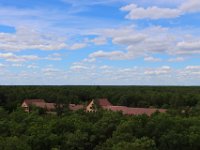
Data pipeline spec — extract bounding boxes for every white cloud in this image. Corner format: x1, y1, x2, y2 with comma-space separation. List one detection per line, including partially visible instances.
91, 37, 107, 45
144, 56, 162, 62
27, 64, 39, 69
112, 34, 146, 45
179, 0, 200, 13
45, 53, 62, 61
179, 65, 200, 77
0, 27, 68, 51
1, 62, 200, 85
42, 68, 60, 73
51, 53, 62, 57
69, 43, 87, 50
99, 65, 111, 69
185, 65, 200, 70
89, 26, 200, 61
177, 41, 200, 50
121, 4, 181, 19
89, 50, 129, 60
168, 57, 185, 62
83, 58, 96, 63
144, 66, 171, 75
176, 41, 200, 54
70, 65, 89, 71
0, 63, 5, 68
42, 67, 63, 77
0, 52, 40, 62
121, 0, 200, 20
65, 64, 199, 85
0, 7, 44, 27
11, 64, 24, 67
0, 52, 64, 63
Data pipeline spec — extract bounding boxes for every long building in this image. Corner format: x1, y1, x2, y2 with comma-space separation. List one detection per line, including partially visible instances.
21, 99, 84, 112
21, 98, 166, 116
86, 98, 166, 116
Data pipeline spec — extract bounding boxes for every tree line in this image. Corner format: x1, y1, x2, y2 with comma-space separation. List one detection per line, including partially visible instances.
0, 86, 200, 111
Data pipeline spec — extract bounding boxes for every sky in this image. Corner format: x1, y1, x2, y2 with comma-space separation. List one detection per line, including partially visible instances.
0, 0, 200, 85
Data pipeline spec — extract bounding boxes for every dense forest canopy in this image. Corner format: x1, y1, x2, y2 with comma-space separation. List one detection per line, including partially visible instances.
1, 106, 200, 150
1, 86, 200, 150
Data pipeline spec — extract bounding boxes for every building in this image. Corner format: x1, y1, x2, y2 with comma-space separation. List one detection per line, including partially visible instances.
86, 98, 112, 112
69, 104, 84, 111
22, 98, 166, 116
21, 99, 84, 112
86, 99, 166, 116
21, 99, 46, 112
103, 106, 166, 116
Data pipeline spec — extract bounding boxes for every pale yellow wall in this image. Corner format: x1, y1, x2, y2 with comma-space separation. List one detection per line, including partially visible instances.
21, 102, 29, 112
86, 100, 94, 112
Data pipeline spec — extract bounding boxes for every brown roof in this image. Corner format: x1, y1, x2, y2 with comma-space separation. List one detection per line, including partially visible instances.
104, 106, 166, 116
69, 104, 84, 111
95, 98, 113, 107
23, 99, 45, 105
33, 103, 84, 111
23, 99, 56, 111
23, 99, 85, 112
34, 102, 56, 110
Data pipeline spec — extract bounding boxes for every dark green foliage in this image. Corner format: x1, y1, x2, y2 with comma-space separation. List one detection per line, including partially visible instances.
0, 106, 200, 150
0, 86, 200, 150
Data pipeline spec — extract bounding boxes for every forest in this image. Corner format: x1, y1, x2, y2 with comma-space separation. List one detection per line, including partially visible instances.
0, 86, 200, 150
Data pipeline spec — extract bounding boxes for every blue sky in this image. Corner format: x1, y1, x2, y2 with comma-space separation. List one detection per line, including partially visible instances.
0, 0, 200, 85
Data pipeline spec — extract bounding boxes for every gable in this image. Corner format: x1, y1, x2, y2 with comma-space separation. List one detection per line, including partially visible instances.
86, 100, 95, 112
21, 102, 28, 107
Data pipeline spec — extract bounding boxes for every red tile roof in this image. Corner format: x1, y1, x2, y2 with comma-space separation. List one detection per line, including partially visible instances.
104, 106, 166, 116
96, 98, 113, 107
69, 104, 84, 111
33, 102, 56, 111
23, 99, 45, 105
22, 99, 84, 112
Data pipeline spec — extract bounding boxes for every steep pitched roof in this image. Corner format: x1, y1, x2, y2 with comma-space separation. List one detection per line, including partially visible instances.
95, 98, 113, 107
104, 106, 166, 116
